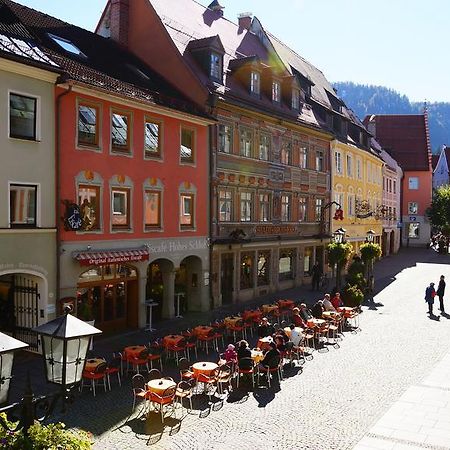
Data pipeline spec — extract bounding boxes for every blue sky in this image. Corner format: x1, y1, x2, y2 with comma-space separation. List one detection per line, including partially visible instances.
17, 0, 450, 102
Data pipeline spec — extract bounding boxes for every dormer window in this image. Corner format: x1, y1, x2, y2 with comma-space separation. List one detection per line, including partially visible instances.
48, 33, 85, 57
272, 81, 281, 103
250, 71, 260, 95
291, 89, 300, 110
210, 52, 222, 81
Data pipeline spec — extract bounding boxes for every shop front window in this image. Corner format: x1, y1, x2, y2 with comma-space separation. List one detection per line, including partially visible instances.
304, 247, 313, 275
240, 253, 255, 290
257, 251, 270, 286
408, 223, 420, 239
78, 184, 100, 231
279, 249, 295, 281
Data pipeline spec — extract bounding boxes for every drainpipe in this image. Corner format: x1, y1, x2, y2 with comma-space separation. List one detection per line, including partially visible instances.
55, 77, 72, 313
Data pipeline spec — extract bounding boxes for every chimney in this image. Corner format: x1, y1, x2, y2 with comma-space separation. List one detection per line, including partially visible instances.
238, 12, 252, 31
110, 0, 129, 48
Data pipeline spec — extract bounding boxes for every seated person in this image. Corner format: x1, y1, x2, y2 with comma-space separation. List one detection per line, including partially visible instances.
292, 307, 306, 327
237, 340, 252, 360
274, 335, 287, 353
273, 328, 289, 344
257, 317, 272, 338
299, 303, 313, 323
259, 342, 281, 369
322, 293, 336, 312
289, 324, 303, 347
331, 292, 343, 310
311, 300, 324, 318
223, 344, 237, 363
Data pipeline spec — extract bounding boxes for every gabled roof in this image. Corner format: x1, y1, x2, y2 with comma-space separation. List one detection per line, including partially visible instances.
363, 114, 432, 172
1, 0, 210, 119
432, 154, 440, 171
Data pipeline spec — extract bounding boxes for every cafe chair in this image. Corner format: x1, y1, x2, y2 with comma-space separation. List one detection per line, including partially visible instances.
106, 355, 122, 389
148, 368, 162, 381
302, 329, 315, 358
131, 373, 149, 416
257, 355, 283, 388
327, 318, 340, 348
243, 317, 254, 338
348, 309, 361, 333
196, 369, 218, 402
147, 345, 164, 371
175, 379, 195, 415
197, 329, 217, 354
178, 357, 195, 381
129, 349, 150, 374
228, 319, 245, 342
185, 334, 198, 360
149, 385, 177, 423
166, 338, 187, 364
216, 363, 233, 396
81, 362, 108, 397
236, 357, 255, 389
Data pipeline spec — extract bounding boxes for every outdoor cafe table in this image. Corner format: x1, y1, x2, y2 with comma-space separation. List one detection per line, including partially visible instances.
337, 306, 355, 317
307, 318, 326, 328
261, 304, 279, 315
193, 325, 213, 337
322, 311, 340, 319
278, 299, 295, 309
242, 310, 262, 321
192, 362, 218, 378
147, 378, 176, 395
163, 334, 184, 347
251, 349, 264, 364
84, 357, 105, 372
124, 345, 146, 359
256, 336, 273, 351
223, 316, 241, 327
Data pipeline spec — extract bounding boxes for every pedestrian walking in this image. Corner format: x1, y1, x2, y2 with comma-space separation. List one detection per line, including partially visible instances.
424, 282, 436, 316
437, 275, 446, 313
311, 261, 322, 291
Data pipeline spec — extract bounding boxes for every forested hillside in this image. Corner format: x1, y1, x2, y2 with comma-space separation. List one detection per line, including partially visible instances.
333, 81, 450, 152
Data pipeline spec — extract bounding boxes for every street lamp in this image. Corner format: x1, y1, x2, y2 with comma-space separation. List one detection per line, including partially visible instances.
0, 333, 28, 405
33, 307, 102, 395
366, 229, 375, 243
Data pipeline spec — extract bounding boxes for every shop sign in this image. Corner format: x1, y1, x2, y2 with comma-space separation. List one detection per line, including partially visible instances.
63, 200, 83, 231
73, 249, 149, 266
255, 225, 297, 235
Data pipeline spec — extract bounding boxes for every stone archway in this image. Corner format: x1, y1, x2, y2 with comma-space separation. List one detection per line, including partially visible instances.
146, 258, 175, 320
176, 255, 204, 313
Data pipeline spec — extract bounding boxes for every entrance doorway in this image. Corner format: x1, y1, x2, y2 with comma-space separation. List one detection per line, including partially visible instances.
146, 259, 174, 321
221, 253, 234, 305
176, 256, 203, 312
0, 273, 42, 351
390, 230, 395, 254
76, 264, 138, 333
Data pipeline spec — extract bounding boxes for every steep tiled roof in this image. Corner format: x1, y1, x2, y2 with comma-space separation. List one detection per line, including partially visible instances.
363, 114, 431, 172
149, 0, 321, 129
0, 0, 209, 118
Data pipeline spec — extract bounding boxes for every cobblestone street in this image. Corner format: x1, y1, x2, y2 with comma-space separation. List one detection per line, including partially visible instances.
55, 249, 450, 449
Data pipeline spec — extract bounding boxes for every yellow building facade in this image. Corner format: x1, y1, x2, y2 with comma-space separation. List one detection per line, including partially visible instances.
331, 140, 384, 253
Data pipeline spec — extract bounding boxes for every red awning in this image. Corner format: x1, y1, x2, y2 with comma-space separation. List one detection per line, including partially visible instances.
72, 248, 149, 266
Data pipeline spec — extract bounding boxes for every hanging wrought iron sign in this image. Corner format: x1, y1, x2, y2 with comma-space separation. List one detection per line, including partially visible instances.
355, 200, 373, 219
62, 200, 83, 231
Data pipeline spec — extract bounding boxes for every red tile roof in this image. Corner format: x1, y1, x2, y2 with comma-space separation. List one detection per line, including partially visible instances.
363, 114, 432, 172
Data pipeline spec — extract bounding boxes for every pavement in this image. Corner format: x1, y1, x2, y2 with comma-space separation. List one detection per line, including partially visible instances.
8, 247, 450, 450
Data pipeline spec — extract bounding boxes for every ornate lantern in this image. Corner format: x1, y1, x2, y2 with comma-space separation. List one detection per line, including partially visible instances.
333, 228, 346, 244
366, 229, 375, 243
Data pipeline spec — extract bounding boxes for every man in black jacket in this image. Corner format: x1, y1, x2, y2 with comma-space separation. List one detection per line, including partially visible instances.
437, 275, 446, 313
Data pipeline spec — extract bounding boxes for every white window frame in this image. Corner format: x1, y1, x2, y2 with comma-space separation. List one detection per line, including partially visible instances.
8, 182, 40, 228
356, 158, 362, 180
8, 90, 41, 142
240, 191, 253, 222
250, 71, 260, 95
335, 151, 342, 174
408, 177, 419, 190
346, 154, 353, 177
272, 80, 281, 103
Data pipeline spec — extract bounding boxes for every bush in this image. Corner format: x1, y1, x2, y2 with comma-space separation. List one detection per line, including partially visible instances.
359, 243, 382, 262
342, 284, 364, 307
0, 413, 92, 450
326, 242, 353, 266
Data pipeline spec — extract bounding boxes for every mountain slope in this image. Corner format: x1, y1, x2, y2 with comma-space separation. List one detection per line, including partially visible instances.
333, 81, 450, 152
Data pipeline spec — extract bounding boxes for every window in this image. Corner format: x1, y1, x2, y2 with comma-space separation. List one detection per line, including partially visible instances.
240, 253, 255, 290
281, 195, 291, 222
9, 93, 37, 140
347, 194, 354, 217
304, 247, 313, 275
299, 146, 308, 169
356, 159, 362, 180
367, 162, 372, 183
408, 177, 419, 190
144, 119, 161, 158
393, 207, 397, 220
111, 188, 130, 229
408, 223, 420, 239
78, 184, 100, 231
219, 189, 233, 222
298, 196, 307, 222
281, 140, 292, 165
346, 154, 353, 177
111, 112, 130, 153
218, 124, 233, 154
239, 128, 253, 158
78, 103, 98, 147
272, 80, 281, 103
335, 151, 342, 174
316, 150, 324, 172
279, 249, 295, 281
180, 194, 194, 228
48, 33, 84, 56
259, 193, 270, 222
408, 202, 418, 214
292, 89, 300, 110
259, 133, 270, 160
393, 180, 397, 194
240, 192, 252, 222
180, 128, 195, 163
210, 52, 222, 80
315, 198, 323, 222
250, 71, 260, 95
257, 251, 270, 286
144, 190, 161, 228
9, 184, 37, 228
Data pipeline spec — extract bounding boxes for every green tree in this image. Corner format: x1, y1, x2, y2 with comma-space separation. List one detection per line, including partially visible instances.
427, 185, 450, 235
326, 242, 353, 290
360, 242, 382, 283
